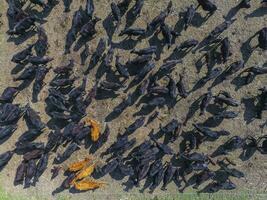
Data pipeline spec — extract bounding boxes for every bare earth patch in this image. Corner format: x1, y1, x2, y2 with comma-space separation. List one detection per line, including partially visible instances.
0, 0, 267, 199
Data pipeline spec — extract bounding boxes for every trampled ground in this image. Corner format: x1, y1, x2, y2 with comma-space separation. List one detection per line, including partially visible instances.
0, 0, 267, 199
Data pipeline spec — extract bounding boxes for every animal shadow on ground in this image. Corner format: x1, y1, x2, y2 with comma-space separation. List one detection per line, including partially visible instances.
209, 71, 227, 89
7, 30, 37, 45
224, 5, 240, 21
105, 88, 140, 122
44, 99, 71, 129
183, 96, 202, 126
172, 14, 185, 37
240, 34, 256, 64
124, 5, 140, 30
191, 78, 208, 93
52, 185, 67, 196
140, 176, 154, 193
103, 14, 117, 40
179, 131, 201, 153
200, 104, 227, 127
245, 7, 267, 19
17, 79, 35, 91
112, 37, 140, 50
11, 63, 28, 75
191, 12, 209, 28
73, 36, 94, 52
148, 31, 165, 61
105, 102, 127, 122
241, 97, 257, 124
0, 131, 15, 145
231, 73, 250, 91
239, 145, 257, 161
95, 69, 122, 100
164, 48, 190, 63
122, 177, 135, 191
197, 170, 232, 193
31, 82, 43, 103
133, 94, 159, 117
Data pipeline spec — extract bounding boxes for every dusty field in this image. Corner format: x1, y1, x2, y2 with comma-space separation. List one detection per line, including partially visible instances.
0, 0, 267, 199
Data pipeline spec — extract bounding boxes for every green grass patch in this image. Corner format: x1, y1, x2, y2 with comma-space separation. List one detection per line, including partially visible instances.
0, 186, 69, 200
131, 192, 267, 200
0, 185, 266, 200
0, 187, 25, 200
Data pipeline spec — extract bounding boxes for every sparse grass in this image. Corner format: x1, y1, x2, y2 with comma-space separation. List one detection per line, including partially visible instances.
0, 183, 266, 200
0, 184, 266, 200
55, 197, 70, 200
0, 186, 69, 200
0, 187, 25, 200
122, 192, 267, 200
135, 193, 267, 200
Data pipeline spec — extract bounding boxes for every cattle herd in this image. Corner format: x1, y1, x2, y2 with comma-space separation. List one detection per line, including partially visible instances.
0, 0, 267, 195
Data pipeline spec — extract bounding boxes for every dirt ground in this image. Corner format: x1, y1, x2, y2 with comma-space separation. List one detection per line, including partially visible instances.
0, 0, 267, 199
